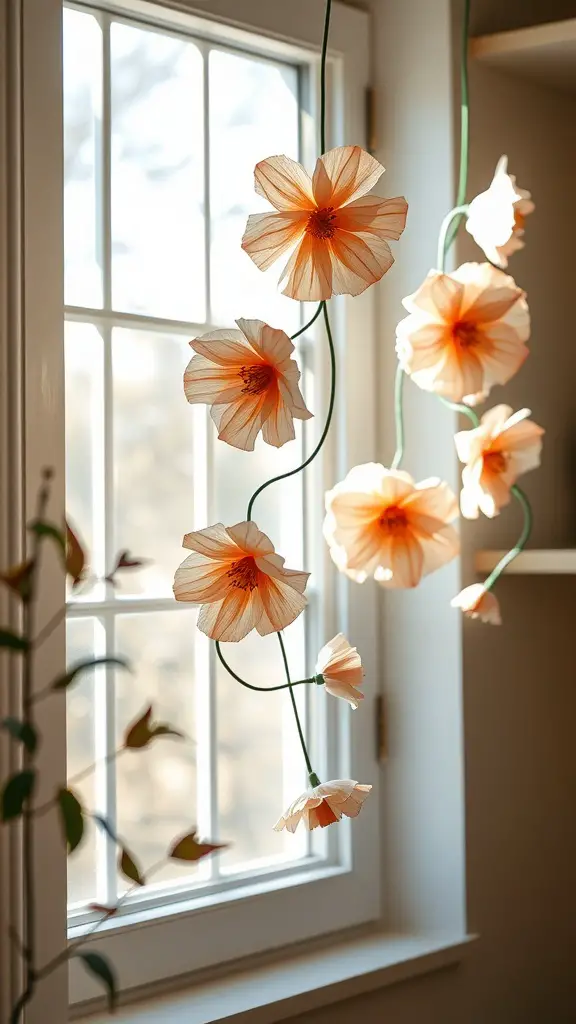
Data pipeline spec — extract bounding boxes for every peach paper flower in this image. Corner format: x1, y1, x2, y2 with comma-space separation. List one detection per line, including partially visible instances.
242, 146, 408, 300
396, 262, 530, 406
451, 583, 501, 625
173, 521, 309, 642
316, 633, 364, 709
324, 463, 459, 588
184, 318, 312, 451
466, 156, 534, 268
455, 405, 543, 520
274, 779, 372, 832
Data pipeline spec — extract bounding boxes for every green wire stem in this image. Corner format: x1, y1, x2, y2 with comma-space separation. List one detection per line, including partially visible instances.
482, 485, 533, 591
445, 0, 471, 252
246, 300, 336, 521
215, 640, 321, 693
320, 0, 332, 156
277, 631, 320, 787
437, 204, 470, 273
291, 301, 323, 340
391, 364, 405, 471
438, 395, 480, 428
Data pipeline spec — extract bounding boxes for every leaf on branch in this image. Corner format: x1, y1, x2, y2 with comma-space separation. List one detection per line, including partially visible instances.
92, 813, 118, 845
29, 519, 66, 554
88, 902, 119, 917
1, 769, 35, 821
74, 951, 117, 1011
57, 787, 85, 854
51, 656, 130, 692
0, 628, 29, 652
65, 520, 86, 587
118, 846, 145, 886
169, 830, 228, 863
0, 560, 34, 600
123, 705, 184, 750
1, 717, 38, 754
105, 549, 147, 586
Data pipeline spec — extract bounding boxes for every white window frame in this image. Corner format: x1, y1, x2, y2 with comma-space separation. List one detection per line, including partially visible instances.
2, 0, 383, 1014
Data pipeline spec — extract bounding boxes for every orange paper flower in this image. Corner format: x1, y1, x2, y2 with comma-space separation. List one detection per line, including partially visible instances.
173, 521, 309, 642
455, 405, 544, 519
324, 463, 459, 588
451, 583, 501, 625
466, 156, 534, 268
316, 633, 364, 709
184, 318, 312, 451
396, 262, 530, 406
241, 146, 408, 301
274, 779, 372, 832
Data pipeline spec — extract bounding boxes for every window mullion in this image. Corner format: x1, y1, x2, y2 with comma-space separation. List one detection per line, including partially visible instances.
202, 41, 212, 327
100, 10, 112, 311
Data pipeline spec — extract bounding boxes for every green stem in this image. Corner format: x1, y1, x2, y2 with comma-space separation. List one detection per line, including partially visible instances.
215, 640, 320, 693
319, 0, 332, 155
291, 302, 323, 341
276, 632, 318, 785
445, 0, 471, 252
438, 395, 480, 428
483, 485, 533, 591
391, 364, 405, 470
437, 204, 469, 272
247, 301, 336, 521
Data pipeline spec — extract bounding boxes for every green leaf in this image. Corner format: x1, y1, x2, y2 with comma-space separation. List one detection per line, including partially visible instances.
0, 628, 29, 652
51, 656, 130, 692
1, 769, 35, 821
74, 951, 117, 1010
28, 519, 66, 554
57, 787, 85, 853
1, 717, 37, 754
169, 830, 227, 862
92, 813, 117, 845
118, 846, 145, 886
65, 520, 86, 586
124, 705, 184, 750
0, 560, 34, 600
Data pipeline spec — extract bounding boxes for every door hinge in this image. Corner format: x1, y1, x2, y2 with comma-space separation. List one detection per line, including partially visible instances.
375, 693, 388, 763
365, 86, 377, 155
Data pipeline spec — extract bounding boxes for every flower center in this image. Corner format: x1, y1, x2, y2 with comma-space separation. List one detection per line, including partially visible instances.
306, 207, 337, 240
484, 449, 508, 475
378, 506, 408, 534
452, 319, 480, 349
226, 557, 258, 591
239, 363, 274, 396
513, 210, 525, 232
315, 799, 339, 828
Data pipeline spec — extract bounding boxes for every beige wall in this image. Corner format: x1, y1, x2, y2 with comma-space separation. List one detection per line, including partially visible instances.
288, 1, 576, 1021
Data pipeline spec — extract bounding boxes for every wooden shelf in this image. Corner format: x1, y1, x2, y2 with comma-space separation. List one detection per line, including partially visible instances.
475, 549, 576, 575
471, 19, 576, 94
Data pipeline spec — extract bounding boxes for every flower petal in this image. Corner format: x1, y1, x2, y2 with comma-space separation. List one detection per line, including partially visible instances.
337, 195, 408, 239
184, 354, 246, 406
280, 233, 333, 301
329, 230, 393, 297
312, 146, 385, 209
255, 574, 308, 634
189, 330, 252, 366
182, 523, 241, 559
236, 318, 294, 365
254, 155, 315, 211
197, 586, 258, 642
226, 522, 275, 557
242, 210, 307, 272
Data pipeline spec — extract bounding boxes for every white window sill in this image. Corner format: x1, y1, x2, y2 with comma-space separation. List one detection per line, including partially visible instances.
77, 931, 476, 1024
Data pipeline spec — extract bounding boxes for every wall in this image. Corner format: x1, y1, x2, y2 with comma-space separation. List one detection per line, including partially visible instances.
287, 0, 576, 1021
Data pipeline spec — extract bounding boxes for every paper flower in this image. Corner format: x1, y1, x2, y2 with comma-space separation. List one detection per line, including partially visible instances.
173, 521, 309, 642
184, 318, 312, 451
274, 779, 372, 832
324, 463, 459, 588
396, 262, 530, 406
451, 583, 501, 625
316, 633, 364, 709
466, 156, 534, 268
455, 405, 544, 519
241, 146, 408, 300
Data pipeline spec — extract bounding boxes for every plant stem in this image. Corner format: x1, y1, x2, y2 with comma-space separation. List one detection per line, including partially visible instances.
483, 485, 533, 591
276, 632, 318, 785
438, 395, 480, 428
445, 0, 471, 252
319, 0, 332, 155
437, 204, 469, 272
391, 364, 405, 470
291, 302, 323, 341
215, 641, 318, 693
246, 301, 336, 521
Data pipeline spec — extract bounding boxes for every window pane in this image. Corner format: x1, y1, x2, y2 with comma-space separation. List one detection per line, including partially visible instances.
115, 611, 197, 890
112, 327, 194, 597
217, 623, 308, 872
209, 49, 300, 330
110, 22, 205, 320
67, 617, 101, 906
65, 321, 105, 598
63, 7, 103, 307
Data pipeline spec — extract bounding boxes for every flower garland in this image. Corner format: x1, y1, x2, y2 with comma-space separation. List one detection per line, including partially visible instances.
173, 0, 543, 832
